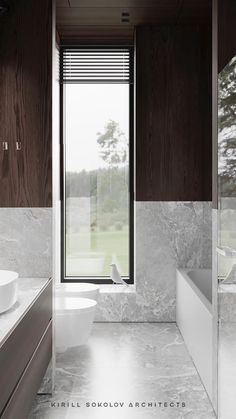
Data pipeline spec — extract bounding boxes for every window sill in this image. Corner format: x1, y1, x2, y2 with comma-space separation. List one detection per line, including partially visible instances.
99, 284, 135, 294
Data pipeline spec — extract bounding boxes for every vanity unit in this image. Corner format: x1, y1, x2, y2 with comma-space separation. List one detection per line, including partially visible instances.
0, 0, 53, 415
0, 278, 52, 419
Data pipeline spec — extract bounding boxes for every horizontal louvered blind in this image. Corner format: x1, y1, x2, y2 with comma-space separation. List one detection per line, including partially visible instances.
60, 47, 132, 84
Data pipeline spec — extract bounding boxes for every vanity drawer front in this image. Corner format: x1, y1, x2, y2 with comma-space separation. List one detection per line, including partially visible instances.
0, 279, 52, 416
1, 322, 52, 419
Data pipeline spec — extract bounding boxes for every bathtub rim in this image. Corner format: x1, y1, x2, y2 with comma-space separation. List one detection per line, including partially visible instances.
176, 268, 212, 314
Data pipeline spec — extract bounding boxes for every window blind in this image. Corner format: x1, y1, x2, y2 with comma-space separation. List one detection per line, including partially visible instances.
60, 47, 132, 84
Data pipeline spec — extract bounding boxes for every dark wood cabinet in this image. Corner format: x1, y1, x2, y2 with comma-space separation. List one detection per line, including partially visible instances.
0, 0, 52, 207
0, 279, 52, 419
135, 25, 212, 201
1, 322, 52, 419
0, 147, 15, 206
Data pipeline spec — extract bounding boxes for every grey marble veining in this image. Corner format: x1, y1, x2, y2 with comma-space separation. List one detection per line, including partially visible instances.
29, 323, 215, 419
218, 321, 236, 419
95, 201, 212, 322
217, 200, 236, 416
38, 361, 53, 395
0, 208, 52, 277
218, 284, 236, 321
217, 287, 236, 417
0, 277, 50, 347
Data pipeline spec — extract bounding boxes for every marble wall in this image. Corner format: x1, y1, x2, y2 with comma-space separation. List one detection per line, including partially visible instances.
95, 201, 212, 322
0, 208, 52, 278
0, 204, 211, 321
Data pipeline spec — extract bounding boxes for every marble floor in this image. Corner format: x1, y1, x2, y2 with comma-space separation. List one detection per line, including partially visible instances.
29, 323, 216, 419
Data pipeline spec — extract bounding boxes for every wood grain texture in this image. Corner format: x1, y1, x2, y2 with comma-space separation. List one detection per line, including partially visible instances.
136, 25, 212, 201
218, 0, 236, 72
56, 0, 211, 43
58, 26, 134, 45
0, 0, 52, 207
67, 0, 180, 7
56, 6, 179, 26
212, 0, 218, 209
57, 0, 211, 13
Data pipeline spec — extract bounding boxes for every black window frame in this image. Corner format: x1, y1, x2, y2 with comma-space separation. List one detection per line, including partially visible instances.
60, 45, 134, 284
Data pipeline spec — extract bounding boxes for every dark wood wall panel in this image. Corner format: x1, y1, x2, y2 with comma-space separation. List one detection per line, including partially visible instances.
0, 0, 52, 207
136, 25, 212, 201
218, 0, 236, 73
212, 0, 218, 209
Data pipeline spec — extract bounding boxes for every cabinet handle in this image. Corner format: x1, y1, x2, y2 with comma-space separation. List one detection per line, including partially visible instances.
2, 141, 8, 151
16, 141, 22, 151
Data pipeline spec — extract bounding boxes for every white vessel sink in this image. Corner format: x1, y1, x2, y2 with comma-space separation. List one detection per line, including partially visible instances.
0, 270, 18, 314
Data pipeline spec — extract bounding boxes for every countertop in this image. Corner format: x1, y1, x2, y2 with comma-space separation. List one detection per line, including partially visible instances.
0, 277, 50, 348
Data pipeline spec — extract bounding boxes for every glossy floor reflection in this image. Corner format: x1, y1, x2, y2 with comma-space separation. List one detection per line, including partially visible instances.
30, 323, 216, 419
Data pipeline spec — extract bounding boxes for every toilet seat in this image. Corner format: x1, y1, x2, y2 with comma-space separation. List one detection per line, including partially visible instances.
56, 283, 99, 294
55, 296, 97, 314
55, 283, 100, 301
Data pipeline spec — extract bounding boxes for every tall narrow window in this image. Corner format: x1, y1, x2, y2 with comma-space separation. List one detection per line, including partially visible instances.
61, 47, 133, 283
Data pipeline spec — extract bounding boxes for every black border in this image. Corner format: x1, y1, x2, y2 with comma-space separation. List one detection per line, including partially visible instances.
60, 45, 134, 284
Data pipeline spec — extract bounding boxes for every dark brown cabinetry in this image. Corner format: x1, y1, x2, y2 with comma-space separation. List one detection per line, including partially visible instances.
0, 0, 52, 207
136, 25, 212, 201
0, 279, 52, 419
1, 323, 52, 419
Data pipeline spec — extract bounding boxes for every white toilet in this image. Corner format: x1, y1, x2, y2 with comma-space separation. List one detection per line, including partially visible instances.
55, 283, 100, 351
56, 282, 100, 301
55, 296, 97, 351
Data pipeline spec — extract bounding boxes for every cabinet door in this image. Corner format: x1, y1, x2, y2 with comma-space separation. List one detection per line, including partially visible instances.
0, 144, 17, 207
0, 0, 52, 208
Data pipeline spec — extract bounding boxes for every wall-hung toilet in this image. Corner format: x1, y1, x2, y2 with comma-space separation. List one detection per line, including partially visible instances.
55, 297, 97, 352
56, 282, 100, 301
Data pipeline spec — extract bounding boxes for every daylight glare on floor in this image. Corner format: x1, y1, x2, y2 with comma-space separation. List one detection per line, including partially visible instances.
30, 323, 215, 419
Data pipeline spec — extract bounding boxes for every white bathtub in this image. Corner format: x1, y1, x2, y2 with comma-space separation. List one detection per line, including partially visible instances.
176, 269, 213, 402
